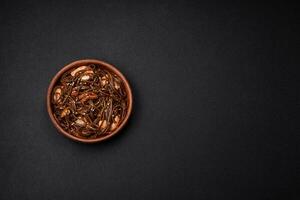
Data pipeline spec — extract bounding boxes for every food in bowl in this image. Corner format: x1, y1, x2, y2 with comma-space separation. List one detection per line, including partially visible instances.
49, 62, 130, 140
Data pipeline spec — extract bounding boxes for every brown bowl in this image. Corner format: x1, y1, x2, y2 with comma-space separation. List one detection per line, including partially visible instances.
47, 59, 133, 143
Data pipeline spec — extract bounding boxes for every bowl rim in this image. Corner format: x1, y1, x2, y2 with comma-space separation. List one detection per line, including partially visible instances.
46, 59, 133, 143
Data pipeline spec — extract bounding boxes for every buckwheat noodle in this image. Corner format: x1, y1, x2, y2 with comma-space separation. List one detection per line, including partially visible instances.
51, 64, 128, 139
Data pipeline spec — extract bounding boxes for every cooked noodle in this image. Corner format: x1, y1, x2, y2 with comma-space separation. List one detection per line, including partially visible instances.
51, 64, 128, 138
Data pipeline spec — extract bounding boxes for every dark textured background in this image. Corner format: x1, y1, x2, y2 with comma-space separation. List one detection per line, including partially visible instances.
0, 1, 299, 200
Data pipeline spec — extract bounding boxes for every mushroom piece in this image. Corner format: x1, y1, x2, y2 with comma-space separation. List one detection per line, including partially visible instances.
53, 87, 62, 102
70, 66, 92, 77
78, 92, 98, 104
75, 117, 86, 127
110, 115, 120, 131
101, 75, 109, 86
98, 120, 108, 130
61, 108, 70, 118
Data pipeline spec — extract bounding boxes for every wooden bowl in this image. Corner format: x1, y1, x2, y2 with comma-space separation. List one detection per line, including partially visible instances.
47, 59, 133, 143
